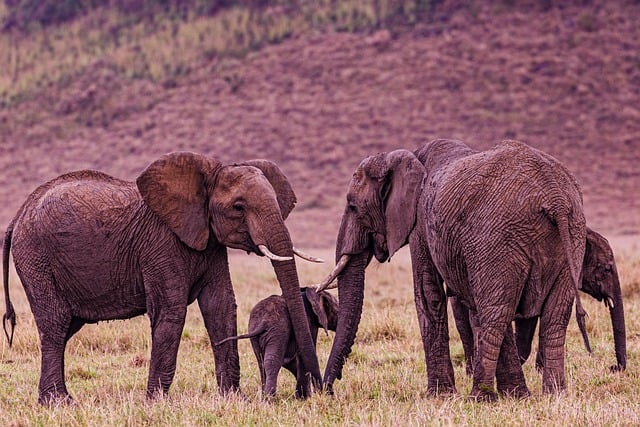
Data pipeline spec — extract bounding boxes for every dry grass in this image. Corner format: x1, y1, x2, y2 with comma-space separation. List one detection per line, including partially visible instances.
1, 246, 639, 426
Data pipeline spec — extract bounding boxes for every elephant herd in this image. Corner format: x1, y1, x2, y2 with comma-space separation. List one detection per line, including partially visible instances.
1, 139, 626, 404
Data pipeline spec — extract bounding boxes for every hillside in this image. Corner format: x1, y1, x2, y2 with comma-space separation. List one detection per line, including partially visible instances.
1, 1, 639, 249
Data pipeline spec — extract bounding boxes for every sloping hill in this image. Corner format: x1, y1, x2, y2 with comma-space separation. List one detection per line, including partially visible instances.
1, 1, 639, 249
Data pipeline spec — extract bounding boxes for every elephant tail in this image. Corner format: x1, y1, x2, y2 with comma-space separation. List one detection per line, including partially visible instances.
2, 220, 16, 347
556, 213, 591, 354
214, 328, 265, 346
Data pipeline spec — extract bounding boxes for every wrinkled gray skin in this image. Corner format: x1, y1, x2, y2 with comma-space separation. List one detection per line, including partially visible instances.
453, 227, 626, 376
2, 152, 322, 405
216, 287, 338, 399
322, 139, 587, 401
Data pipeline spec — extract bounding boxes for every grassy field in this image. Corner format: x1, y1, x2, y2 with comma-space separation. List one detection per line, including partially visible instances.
1, 246, 638, 426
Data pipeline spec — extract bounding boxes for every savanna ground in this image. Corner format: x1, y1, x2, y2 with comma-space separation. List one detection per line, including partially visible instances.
1, 0, 640, 425
2, 248, 640, 425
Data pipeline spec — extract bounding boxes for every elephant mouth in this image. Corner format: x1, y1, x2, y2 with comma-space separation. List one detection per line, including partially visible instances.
372, 232, 389, 263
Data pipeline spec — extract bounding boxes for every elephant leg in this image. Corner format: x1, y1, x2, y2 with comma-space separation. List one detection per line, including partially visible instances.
146, 309, 187, 398
281, 358, 307, 398
539, 272, 574, 394
495, 322, 530, 398
198, 249, 240, 394
450, 296, 475, 376
36, 309, 74, 405
470, 298, 518, 402
291, 359, 312, 399
18, 265, 74, 405
251, 339, 267, 392
410, 234, 456, 395
514, 317, 538, 365
262, 344, 287, 398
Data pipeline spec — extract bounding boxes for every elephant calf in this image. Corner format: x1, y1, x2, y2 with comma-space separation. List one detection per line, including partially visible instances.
216, 287, 338, 399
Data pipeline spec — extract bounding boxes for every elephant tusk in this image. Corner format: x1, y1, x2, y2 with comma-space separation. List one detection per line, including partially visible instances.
316, 254, 351, 292
293, 247, 325, 263
606, 297, 615, 309
258, 244, 293, 262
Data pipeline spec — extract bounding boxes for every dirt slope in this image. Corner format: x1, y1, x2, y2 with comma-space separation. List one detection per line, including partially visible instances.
1, 1, 639, 249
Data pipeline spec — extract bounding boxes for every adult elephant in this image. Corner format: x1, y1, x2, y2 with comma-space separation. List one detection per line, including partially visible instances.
2, 152, 323, 404
318, 139, 588, 401
514, 227, 626, 372
452, 227, 626, 376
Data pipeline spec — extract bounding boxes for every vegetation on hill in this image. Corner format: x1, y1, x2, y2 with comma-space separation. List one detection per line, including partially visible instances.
1, 0, 639, 248
1, 0, 437, 106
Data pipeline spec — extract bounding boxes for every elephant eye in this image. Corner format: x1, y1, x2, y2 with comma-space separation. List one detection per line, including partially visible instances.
348, 203, 357, 213
232, 203, 245, 212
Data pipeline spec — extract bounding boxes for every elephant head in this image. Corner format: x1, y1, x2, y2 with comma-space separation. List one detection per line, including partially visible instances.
581, 228, 626, 371
306, 287, 339, 335
136, 151, 323, 390
317, 150, 425, 391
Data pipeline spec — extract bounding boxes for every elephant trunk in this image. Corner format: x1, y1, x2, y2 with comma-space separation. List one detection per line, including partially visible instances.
265, 221, 323, 390
323, 250, 370, 393
608, 271, 626, 371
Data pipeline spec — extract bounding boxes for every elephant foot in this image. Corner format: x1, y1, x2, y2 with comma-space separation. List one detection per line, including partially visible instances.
146, 387, 170, 401
261, 393, 276, 403
323, 382, 335, 396
542, 383, 566, 394
261, 384, 277, 401
38, 391, 74, 406
218, 383, 242, 396
427, 383, 457, 396
610, 363, 625, 373
469, 384, 497, 402
497, 384, 530, 399
294, 385, 312, 399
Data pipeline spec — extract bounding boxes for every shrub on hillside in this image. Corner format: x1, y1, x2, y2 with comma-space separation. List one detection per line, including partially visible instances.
2, 0, 239, 31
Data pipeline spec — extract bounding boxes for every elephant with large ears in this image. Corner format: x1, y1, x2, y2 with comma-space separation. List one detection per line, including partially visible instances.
318, 139, 588, 401
2, 152, 323, 405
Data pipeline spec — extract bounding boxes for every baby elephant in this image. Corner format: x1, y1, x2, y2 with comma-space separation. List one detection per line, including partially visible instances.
216, 287, 338, 399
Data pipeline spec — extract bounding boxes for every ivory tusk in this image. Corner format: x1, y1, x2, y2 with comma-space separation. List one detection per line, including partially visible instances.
606, 297, 615, 309
316, 254, 351, 292
258, 244, 293, 262
322, 280, 338, 290
293, 247, 325, 263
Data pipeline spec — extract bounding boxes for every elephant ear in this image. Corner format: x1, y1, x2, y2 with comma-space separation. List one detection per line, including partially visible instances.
382, 150, 425, 257
306, 287, 329, 333
237, 159, 297, 220
583, 228, 597, 271
136, 152, 221, 251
